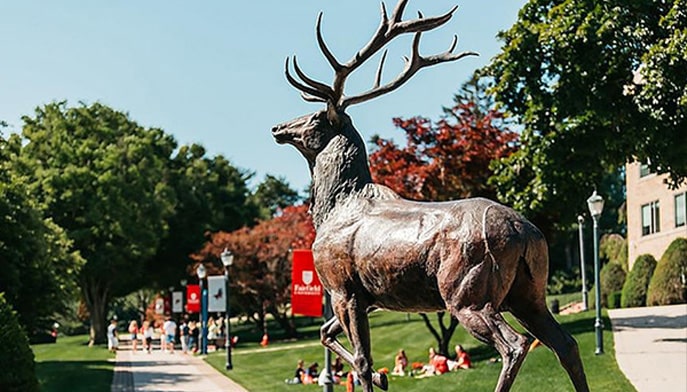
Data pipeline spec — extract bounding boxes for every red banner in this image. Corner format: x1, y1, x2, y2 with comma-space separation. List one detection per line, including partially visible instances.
186, 284, 201, 313
291, 249, 323, 317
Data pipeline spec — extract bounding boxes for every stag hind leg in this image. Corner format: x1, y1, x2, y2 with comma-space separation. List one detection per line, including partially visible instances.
453, 305, 530, 392
508, 300, 590, 392
322, 294, 387, 391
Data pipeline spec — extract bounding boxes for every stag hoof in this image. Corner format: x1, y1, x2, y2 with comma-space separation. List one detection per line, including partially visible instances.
372, 372, 388, 391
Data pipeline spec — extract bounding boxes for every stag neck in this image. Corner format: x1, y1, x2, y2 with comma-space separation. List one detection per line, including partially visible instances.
310, 124, 372, 229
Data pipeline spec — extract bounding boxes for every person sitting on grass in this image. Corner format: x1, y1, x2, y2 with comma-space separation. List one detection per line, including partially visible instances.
418, 347, 449, 377
285, 359, 306, 384
392, 349, 408, 376
448, 344, 472, 371
302, 362, 319, 384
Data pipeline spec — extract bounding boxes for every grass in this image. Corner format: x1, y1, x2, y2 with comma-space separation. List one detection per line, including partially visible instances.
32, 334, 115, 392
206, 310, 636, 391
549, 292, 586, 308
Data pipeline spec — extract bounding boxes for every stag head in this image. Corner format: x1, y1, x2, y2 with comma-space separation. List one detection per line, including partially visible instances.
271, 0, 478, 163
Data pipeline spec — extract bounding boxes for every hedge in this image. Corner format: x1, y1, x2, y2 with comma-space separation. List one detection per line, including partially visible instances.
647, 238, 687, 306
0, 293, 39, 392
600, 261, 626, 307
621, 254, 657, 308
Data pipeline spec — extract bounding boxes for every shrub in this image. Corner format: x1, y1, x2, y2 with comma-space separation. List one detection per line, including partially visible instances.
621, 254, 657, 308
547, 268, 582, 295
600, 262, 626, 307
600, 234, 629, 272
0, 293, 39, 392
647, 238, 687, 306
607, 291, 622, 309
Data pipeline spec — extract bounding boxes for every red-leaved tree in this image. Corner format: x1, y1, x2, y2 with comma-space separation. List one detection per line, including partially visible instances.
369, 79, 518, 355
370, 102, 517, 201
192, 204, 315, 338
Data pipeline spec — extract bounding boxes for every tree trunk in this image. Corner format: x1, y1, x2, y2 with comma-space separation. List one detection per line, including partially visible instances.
419, 312, 460, 356
267, 305, 298, 338
83, 278, 110, 346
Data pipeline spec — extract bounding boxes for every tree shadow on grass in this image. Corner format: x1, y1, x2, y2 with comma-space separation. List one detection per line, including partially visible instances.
37, 360, 113, 392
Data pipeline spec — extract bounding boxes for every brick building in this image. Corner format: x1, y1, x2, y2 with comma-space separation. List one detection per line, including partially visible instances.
626, 162, 687, 270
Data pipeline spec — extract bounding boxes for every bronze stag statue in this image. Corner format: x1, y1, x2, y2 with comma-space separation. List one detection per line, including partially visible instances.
271, 1, 590, 391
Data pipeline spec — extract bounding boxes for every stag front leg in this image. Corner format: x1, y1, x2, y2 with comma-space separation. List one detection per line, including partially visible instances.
320, 315, 355, 364
323, 295, 387, 390
346, 296, 387, 392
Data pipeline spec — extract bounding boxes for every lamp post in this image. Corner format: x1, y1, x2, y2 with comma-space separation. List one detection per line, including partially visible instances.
577, 215, 589, 311
587, 190, 605, 355
196, 263, 208, 355
168, 286, 175, 316
180, 279, 187, 316
220, 248, 234, 370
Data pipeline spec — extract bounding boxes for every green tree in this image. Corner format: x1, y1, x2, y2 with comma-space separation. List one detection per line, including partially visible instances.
17, 102, 176, 343
486, 0, 686, 227
250, 174, 302, 219
146, 143, 258, 291
0, 132, 83, 334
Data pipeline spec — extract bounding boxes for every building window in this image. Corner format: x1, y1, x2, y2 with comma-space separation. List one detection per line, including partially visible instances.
639, 163, 653, 177
676, 193, 686, 228
641, 201, 660, 236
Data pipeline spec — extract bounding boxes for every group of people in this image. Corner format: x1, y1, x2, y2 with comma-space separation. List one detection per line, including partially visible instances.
286, 356, 347, 386
106, 315, 203, 355
392, 345, 472, 378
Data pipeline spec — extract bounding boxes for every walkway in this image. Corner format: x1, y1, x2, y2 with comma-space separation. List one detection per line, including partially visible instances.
608, 304, 687, 392
111, 339, 247, 392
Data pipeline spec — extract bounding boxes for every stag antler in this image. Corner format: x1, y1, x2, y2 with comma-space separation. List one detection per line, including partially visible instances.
285, 0, 479, 111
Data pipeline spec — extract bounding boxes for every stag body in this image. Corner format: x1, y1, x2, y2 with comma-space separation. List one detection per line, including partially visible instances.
272, 2, 590, 391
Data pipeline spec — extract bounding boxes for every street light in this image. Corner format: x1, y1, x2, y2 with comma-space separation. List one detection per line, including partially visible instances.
196, 263, 208, 355
577, 215, 589, 311
587, 190, 605, 355
180, 279, 187, 315
220, 248, 234, 370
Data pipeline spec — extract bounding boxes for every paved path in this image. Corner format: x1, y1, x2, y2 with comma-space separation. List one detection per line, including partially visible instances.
608, 304, 687, 392
111, 341, 247, 392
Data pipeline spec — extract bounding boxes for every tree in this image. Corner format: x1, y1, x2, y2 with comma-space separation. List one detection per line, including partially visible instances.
368, 78, 517, 355
486, 0, 686, 227
0, 132, 83, 334
146, 143, 259, 291
16, 102, 176, 344
369, 78, 517, 202
250, 174, 302, 219
192, 204, 315, 338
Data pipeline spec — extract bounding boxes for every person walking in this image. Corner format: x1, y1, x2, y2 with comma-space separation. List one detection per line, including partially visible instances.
142, 320, 154, 353
128, 320, 139, 353
162, 316, 177, 354
107, 319, 119, 353
180, 319, 190, 354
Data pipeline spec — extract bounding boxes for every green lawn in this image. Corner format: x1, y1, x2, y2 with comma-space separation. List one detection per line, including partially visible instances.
32, 334, 115, 392
206, 310, 635, 392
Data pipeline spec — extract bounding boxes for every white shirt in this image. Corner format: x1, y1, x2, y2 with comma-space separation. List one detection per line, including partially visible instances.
163, 320, 177, 336
107, 323, 117, 338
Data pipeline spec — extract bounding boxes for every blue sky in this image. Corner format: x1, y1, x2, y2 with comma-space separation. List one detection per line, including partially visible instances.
0, 1, 526, 193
